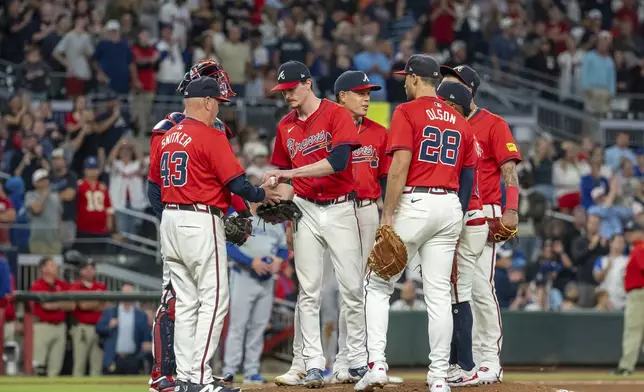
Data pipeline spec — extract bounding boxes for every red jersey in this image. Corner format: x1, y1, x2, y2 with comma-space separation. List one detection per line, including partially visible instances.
31, 278, 70, 323
271, 99, 360, 201
468, 108, 522, 206
77, 179, 113, 234
131, 44, 158, 92
158, 118, 244, 210
387, 96, 476, 190
353, 117, 389, 200
466, 136, 483, 211
149, 131, 164, 187
69, 280, 106, 325
0, 195, 14, 244
625, 241, 644, 292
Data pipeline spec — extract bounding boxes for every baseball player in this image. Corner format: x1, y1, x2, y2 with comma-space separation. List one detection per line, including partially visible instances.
436, 82, 487, 387
356, 54, 476, 392
156, 77, 281, 392
440, 65, 522, 384
277, 70, 389, 386
147, 60, 245, 392
263, 61, 368, 388
222, 203, 289, 384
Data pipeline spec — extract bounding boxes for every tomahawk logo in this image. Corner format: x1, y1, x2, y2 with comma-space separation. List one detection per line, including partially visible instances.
363, 74, 369, 82
454, 66, 464, 72
450, 94, 455, 99
278, 71, 285, 80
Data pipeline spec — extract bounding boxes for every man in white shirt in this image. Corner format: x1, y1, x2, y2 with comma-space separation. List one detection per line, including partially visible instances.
390, 280, 425, 311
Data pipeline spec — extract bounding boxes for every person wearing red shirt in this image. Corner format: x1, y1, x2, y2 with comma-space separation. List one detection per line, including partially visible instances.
30, 257, 74, 377
430, 0, 456, 50
131, 29, 159, 135
76, 156, 114, 254
358, 55, 475, 392
157, 77, 278, 392
441, 64, 522, 384
615, 221, 644, 375
264, 61, 367, 388
69, 259, 106, 377
0, 187, 16, 245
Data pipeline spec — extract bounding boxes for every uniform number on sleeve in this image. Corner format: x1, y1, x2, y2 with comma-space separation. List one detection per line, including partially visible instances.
418, 126, 461, 166
161, 151, 189, 187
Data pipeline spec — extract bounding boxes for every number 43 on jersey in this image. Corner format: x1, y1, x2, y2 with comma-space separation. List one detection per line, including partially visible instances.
161, 151, 189, 187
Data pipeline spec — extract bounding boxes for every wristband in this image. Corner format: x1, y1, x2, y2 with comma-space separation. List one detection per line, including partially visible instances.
505, 186, 519, 211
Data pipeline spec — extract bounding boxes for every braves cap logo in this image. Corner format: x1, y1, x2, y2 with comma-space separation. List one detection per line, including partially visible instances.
363, 74, 369, 82
454, 66, 464, 72
278, 71, 286, 80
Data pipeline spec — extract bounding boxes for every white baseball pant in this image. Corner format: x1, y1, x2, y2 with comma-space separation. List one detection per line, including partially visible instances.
472, 204, 503, 373
363, 191, 462, 381
452, 210, 488, 304
291, 196, 367, 371
160, 206, 229, 385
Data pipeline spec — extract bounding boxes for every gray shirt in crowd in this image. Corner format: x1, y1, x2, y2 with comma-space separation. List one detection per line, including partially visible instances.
115, 304, 136, 355
25, 190, 62, 243
54, 31, 94, 80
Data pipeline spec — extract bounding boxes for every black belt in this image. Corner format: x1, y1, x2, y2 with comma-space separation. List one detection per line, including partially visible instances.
301, 191, 357, 206
164, 203, 223, 217
403, 187, 456, 195
356, 199, 376, 208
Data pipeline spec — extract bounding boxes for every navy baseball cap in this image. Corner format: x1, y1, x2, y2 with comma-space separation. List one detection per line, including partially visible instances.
625, 220, 643, 233
394, 54, 440, 78
183, 77, 231, 102
84, 156, 99, 169
440, 65, 481, 95
437, 82, 473, 116
271, 61, 311, 92
333, 71, 382, 95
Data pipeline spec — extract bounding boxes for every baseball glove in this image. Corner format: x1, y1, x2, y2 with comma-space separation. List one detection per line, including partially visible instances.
224, 215, 253, 245
367, 225, 408, 281
486, 217, 518, 243
256, 200, 303, 224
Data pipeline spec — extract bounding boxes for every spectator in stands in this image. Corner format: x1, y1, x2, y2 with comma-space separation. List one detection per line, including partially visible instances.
617, 159, 639, 206
218, 25, 251, 95
0, 256, 17, 345
131, 29, 159, 135
245, 144, 276, 180
158, 0, 191, 50
0, 0, 33, 64
94, 20, 140, 95
50, 148, 78, 249
26, 169, 63, 255
53, 15, 94, 97
191, 0, 216, 37
96, 284, 151, 375
580, 159, 610, 210
594, 289, 613, 311
94, 94, 131, 158
32, 119, 54, 159
0, 184, 16, 246
155, 24, 186, 98
615, 221, 644, 376
273, 15, 312, 67
571, 214, 609, 307
593, 234, 628, 311
390, 280, 424, 311
605, 131, 637, 171
580, 31, 615, 117
75, 157, 114, 255
5, 176, 29, 252
19, 45, 52, 96
519, 136, 555, 202
353, 36, 390, 101
552, 142, 588, 211
274, 258, 296, 302
559, 282, 581, 311
525, 38, 560, 99
40, 13, 71, 76
588, 177, 633, 239
12, 131, 51, 193
107, 138, 146, 235
64, 95, 98, 174
70, 259, 106, 376
490, 17, 520, 74
557, 35, 584, 101
30, 256, 74, 377
37, 100, 65, 148
579, 9, 603, 51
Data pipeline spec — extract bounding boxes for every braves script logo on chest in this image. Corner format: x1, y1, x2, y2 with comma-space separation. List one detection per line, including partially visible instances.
286, 129, 332, 159
352, 145, 379, 168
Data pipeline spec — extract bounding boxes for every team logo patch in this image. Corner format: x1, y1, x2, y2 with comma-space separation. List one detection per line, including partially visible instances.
352, 145, 379, 168
278, 71, 286, 80
286, 130, 332, 159
506, 143, 518, 152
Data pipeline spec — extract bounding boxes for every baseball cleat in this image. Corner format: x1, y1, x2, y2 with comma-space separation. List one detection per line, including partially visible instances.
611, 368, 633, 376
215, 374, 235, 384
243, 374, 267, 384
476, 366, 503, 384
304, 368, 325, 388
446, 365, 479, 387
275, 369, 306, 386
429, 378, 451, 391
348, 366, 369, 383
354, 364, 388, 391
329, 369, 351, 383
148, 376, 175, 392
388, 376, 403, 384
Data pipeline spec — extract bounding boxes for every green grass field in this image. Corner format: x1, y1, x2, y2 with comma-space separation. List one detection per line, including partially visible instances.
1, 372, 643, 392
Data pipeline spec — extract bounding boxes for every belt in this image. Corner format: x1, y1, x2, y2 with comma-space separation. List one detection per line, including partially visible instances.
301, 191, 357, 206
164, 203, 222, 217
356, 198, 376, 208
403, 186, 456, 195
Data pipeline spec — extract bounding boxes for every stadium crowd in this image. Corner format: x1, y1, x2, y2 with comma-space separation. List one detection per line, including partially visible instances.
0, 0, 644, 378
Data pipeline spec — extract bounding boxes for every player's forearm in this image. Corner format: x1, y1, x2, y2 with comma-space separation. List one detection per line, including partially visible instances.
227, 175, 265, 203
501, 161, 520, 211
290, 159, 335, 178
458, 168, 474, 215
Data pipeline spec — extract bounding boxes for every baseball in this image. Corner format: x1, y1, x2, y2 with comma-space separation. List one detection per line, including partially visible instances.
269, 176, 278, 187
